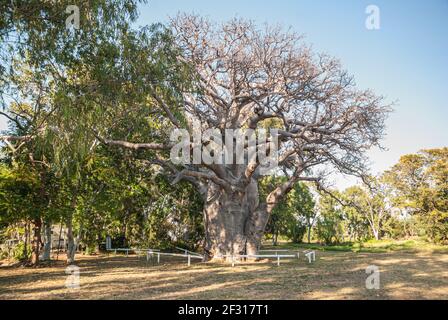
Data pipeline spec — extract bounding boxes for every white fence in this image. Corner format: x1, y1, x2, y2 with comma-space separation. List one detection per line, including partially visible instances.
216, 254, 297, 267
106, 245, 204, 266
105, 237, 316, 267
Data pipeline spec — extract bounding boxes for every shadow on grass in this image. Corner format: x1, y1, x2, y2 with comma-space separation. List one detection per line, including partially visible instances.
1, 248, 447, 300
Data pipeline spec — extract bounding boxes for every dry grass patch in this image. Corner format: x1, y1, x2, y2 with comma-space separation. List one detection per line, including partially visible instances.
1, 250, 447, 300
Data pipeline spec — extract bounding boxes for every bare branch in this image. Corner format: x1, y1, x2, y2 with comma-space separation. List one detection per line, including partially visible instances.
0, 135, 31, 142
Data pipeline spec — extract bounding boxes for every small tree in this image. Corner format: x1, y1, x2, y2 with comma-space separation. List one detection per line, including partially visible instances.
288, 183, 316, 243
342, 177, 391, 241
262, 179, 314, 245
316, 192, 345, 245
384, 148, 448, 243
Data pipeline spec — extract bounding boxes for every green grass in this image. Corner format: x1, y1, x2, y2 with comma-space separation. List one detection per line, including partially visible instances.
264, 239, 448, 254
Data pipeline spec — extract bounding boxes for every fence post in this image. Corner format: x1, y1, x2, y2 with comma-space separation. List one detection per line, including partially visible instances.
157, 252, 160, 264
106, 236, 111, 251
277, 255, 280, 267
188, 254, 191, 267
231, 255, 235, 267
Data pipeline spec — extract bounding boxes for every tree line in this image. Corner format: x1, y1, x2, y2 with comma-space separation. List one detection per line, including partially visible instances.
265, 148, 447, 246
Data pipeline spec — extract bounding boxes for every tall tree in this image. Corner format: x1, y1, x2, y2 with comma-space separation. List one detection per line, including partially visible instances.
288, 183, 316, 244
261, 177, 311, 245
95, 14, 391, 259
115, 14, 387, 258
0, 0, 148, 264
342, 177, 391, 241
316, 191, 345, 245
384, 148, 448, 243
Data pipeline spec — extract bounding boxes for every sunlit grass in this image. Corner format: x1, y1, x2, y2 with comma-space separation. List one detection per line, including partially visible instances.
265, 239, 448, 254
1, 247, 447, 300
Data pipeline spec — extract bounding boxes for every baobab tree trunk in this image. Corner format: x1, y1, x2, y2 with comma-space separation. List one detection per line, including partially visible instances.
41, 221, 52, 261
203, 180, 269, 261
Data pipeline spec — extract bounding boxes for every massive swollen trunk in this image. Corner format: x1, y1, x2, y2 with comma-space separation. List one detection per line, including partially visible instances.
203, 180, 269, 260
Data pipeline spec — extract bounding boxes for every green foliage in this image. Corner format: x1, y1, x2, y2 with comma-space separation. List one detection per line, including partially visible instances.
0, 1, 202, 262
0, 164, 41, 223
384, 148, 448, 244
275, 239, 448, 254
261, 177, 315, 244
316, 192, 345, 245
12, 241, 30, 261
287, 182, 315, 243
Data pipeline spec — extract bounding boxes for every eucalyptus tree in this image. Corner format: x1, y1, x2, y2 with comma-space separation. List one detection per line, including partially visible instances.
263, 180, 315, 245
316, 191, 345, 245
1, 6, 198, 263
342, 180, 391, 241
340, 197, 371, 242
0, 0, 148, 264
288, 182, 316, 243
384, 148, 448, 243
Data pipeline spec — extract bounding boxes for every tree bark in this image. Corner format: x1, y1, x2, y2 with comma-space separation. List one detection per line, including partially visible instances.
307, 225, 312, 244
203, 180, 269, 261
41, 221, 52, 261
66, 215, 76, 264
272, 231, 278, 246
23, 221, 29, 260
95, 232, 101, 254
31, 218, 42, 266
66, 184, 79, 264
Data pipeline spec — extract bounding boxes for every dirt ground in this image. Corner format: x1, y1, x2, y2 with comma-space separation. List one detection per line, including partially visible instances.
0, 250, 447, 300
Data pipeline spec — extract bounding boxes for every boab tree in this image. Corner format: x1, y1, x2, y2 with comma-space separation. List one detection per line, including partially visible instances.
104, 14, 391, 260
1, 9, 390, 261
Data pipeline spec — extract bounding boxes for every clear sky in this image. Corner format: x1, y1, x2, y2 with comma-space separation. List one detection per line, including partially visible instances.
1, 0, 447, 188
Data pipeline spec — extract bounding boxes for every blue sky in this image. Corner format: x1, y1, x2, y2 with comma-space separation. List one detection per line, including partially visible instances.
1, 0, 446, 188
